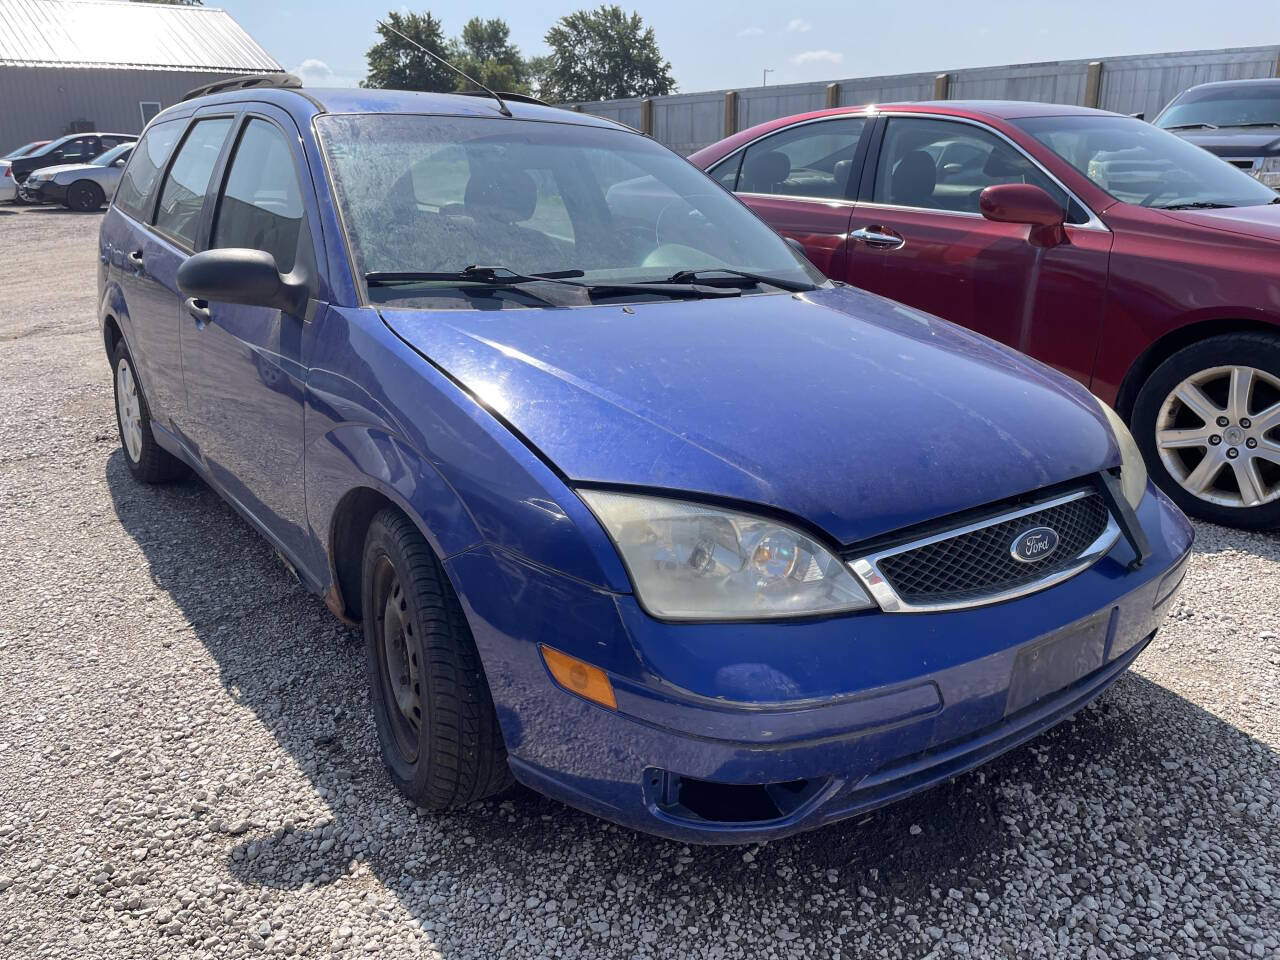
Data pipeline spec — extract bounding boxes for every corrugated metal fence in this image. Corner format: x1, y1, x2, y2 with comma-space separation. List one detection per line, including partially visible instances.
573, 45, 1280, 156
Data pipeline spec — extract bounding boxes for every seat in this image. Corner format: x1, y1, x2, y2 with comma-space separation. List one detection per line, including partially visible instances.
463, 166, 564, 269
740, 150, 791, 194
890, 150, 937, 207
833, 159, 853, 195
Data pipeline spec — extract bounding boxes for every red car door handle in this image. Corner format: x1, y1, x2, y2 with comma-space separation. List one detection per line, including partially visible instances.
850, 226, 905, 250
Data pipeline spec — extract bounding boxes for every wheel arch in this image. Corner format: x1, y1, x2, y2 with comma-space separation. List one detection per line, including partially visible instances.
1115, 316, 1280, 420
310, 429, 485, 626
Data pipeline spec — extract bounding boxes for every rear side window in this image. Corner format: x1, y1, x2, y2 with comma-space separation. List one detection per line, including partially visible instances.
114, 118, 184, 220
211, 119, 305, 273
736, 117, 866, 198
154, 118, 234, 249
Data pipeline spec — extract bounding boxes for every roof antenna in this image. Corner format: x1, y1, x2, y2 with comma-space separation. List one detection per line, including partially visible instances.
375, 19, 512, 118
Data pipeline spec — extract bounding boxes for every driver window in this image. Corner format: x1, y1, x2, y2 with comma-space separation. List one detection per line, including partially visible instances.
873, 117, 1077, 219
735, 118, 865, 199
212, 118, 305, 273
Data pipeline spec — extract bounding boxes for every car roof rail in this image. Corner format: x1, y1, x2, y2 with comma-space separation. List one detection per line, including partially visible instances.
182, 73, 303, 103
452, 89, 549, 107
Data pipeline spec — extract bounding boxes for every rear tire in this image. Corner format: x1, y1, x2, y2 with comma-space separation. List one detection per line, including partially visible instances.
111, 340, 189, 484
1131, 333, 1280, 529
66, 180, 104, 212
361, 507, 512, 809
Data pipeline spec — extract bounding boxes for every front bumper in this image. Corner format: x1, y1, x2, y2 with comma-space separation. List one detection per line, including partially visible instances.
19, 180, 64, 203
447, 484, 1193, 843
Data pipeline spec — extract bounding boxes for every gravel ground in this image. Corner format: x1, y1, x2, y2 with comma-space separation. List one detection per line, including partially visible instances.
0, 203, 1278, 960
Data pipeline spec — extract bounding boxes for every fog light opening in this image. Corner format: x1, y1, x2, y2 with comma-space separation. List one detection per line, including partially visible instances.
652, 771, 827, 825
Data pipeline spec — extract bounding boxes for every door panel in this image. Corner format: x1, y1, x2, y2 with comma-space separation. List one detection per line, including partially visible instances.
180, 111, 314, 567
741, 195, 855, 278
848, 116, 1113, 386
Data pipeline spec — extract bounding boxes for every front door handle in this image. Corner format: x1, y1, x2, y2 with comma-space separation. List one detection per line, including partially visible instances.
184, 297, 211, 325
850, 226, 906, 250
126, 249, 145, 270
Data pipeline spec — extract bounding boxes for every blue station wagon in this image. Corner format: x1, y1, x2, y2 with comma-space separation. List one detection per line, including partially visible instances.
98, 76, 1193, 843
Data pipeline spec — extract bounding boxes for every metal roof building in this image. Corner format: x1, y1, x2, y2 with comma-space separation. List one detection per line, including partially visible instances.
0, 0, 281, 150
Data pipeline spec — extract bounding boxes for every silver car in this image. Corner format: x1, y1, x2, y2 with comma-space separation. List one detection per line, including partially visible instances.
20, 142, 135, 211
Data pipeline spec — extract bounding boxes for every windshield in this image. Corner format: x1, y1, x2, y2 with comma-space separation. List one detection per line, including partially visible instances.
2, 141, 42, 160
1157, 84, 1280, 129
92, 143, 133, 166
315, 113, 823, 307
1014, 114, 1278, 209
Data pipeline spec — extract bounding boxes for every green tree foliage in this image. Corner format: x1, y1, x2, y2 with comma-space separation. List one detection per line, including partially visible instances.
540, 5, 676, 102
362, 11, 456, 92
450, 17, 529, 95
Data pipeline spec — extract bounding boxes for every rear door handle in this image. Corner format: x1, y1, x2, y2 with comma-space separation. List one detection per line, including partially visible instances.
850, 226, 906, 250
184, 297, 210, 325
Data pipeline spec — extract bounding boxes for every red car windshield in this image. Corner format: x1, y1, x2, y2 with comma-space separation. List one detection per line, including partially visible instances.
1014, 114, 1277, 210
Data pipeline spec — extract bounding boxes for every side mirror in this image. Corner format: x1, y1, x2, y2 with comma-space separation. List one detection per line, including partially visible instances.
1129, 111, 1145, 121
113, 157, 127, 167
177, 248, 307, 315
979, 183, 1067, 248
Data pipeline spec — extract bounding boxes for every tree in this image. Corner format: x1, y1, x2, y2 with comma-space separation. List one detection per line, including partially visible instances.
451, 17, 529, 95
540, 6, 675, 102
362, 11, 456, 92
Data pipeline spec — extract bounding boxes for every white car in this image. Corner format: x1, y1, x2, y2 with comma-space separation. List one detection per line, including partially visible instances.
20, 142, 135, 211
0, 140, 50, 202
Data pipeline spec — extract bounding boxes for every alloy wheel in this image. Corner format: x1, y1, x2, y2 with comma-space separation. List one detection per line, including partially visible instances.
115, 357, 144, 463
1155, 364, 1280, 509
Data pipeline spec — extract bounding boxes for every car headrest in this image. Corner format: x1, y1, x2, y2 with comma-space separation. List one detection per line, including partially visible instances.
464, 167, 537, 223
833, 159, 852, 193
982, 146, 1026, 178
891, 150, 936, 206
741, 150, 790, 192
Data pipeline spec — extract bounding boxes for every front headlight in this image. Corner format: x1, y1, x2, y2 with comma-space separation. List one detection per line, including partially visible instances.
1256, 157, 1280, 190
31, 172, 52, 181
579, 490, 875, 620
1094, 397, 1147, 511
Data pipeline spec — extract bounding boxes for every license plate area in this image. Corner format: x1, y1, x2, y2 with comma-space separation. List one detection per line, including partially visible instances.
1005, 610, 1111, 717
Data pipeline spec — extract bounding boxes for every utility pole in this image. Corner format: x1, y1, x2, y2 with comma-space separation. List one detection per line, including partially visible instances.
762, 67, 774, 87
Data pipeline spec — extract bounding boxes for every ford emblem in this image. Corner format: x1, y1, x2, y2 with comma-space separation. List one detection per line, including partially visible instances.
1010, 526, 1059, 563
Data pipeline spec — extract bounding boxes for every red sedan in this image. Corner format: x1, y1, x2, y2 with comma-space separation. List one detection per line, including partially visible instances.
690, 101, 1280, 529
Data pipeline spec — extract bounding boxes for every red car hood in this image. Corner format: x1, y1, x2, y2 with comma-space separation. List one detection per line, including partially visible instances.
1158, 202, 1280, 242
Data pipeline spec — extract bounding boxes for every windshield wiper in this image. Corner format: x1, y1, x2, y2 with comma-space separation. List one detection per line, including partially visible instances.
661, 268, 815, 293
1230, 121, 1280, 128
1163, 122, 1219, 131
1154, 201, 1233, 210
366, 265, 585, 286
366, 264, 738, 300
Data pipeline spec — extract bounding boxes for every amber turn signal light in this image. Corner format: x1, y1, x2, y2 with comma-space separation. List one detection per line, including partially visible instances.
540, 645, 617, 710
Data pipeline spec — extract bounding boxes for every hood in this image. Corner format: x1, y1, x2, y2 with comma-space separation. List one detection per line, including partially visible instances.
382, 287, 1117, 545
1157, 201, 1280, 242
30, 162, 97, 178
1168, 127, 1280, 156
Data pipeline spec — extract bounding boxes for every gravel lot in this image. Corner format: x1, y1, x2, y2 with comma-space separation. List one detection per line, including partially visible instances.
0, 203, 1278, 960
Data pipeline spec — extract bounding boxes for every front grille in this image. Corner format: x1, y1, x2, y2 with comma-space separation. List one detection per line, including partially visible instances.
873, 491, 1111, 607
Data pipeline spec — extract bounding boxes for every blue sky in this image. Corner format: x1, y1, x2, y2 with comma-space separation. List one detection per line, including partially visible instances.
217, 0, 1280, 94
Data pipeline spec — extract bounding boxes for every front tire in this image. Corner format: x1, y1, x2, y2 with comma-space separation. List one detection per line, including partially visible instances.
111, 340, 189, 483
1131, 333, 1280, 529
361, 507, 512, 809
66, 180, 104, 212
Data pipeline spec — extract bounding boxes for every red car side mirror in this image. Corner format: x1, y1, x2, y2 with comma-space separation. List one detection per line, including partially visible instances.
979, 183, 1068, 248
